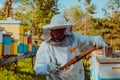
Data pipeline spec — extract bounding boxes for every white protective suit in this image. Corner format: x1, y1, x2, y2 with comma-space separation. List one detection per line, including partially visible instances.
34, 32, 107, 80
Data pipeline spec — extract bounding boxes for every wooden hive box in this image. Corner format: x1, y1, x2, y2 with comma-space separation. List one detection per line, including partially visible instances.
0, 19, 24, 41
90, 51, 120, 80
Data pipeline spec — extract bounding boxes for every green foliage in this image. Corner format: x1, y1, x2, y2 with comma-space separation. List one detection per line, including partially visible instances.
64, 6, 84, 34
86, 4, 96, 14
0, 58, 91, 80
0, 58, 46, 80
14, 0, 59, 38
101, 0, 120, 48
64, 0, 120, 49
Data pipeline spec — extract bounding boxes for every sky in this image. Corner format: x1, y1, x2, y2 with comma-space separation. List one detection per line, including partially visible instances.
0, 0, 109, 18
58, 0, 109, 18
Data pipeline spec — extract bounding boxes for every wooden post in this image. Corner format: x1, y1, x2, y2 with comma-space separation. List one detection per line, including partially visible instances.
14, 60, 18, 74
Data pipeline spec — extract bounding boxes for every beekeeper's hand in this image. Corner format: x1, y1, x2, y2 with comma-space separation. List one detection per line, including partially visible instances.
34, 64, 50, 75
47, 62, 60, 73
93, 36, 107, 49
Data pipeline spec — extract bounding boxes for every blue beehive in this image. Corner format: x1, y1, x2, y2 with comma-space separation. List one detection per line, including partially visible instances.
2, 33, 12, 56
23, 44, 28, 54
0, 27, 4, 57
18, 43, 24, 53
3, 34, 11, 45
32, 45, 36, 54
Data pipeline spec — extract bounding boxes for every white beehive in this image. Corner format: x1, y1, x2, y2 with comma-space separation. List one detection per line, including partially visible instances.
90, 50, 120, 80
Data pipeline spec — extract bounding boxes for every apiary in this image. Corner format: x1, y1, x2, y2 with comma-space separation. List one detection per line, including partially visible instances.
0, 18, 37, 55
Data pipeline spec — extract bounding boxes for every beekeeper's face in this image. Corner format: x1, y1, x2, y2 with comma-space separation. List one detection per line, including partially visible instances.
51, 28, 66, 40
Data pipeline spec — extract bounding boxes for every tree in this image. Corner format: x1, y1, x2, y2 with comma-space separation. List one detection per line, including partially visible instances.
5, 0, 13, 18
102, 0, 120, 49
64, 1, 96, 35
83, 3, 96, 35
0, 0, 19, 19
64, 6, 84, 34
14, 0, 59, 38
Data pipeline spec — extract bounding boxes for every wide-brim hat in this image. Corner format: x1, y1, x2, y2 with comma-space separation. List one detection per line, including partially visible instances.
43, 14, 74, 29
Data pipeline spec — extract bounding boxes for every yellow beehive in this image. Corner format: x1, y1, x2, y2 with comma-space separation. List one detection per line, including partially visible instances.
19, 34, 24, 43
23, 35, 28, 44
0, 43, 2, 58
28, 44, 32, 52
19, 25, 24, 34
10, 39, 18, 55
0, 19, 24, 41
0, 27, 4, 58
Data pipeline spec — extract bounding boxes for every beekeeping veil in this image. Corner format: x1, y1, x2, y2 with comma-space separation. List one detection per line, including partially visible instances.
42, 14, 74, 42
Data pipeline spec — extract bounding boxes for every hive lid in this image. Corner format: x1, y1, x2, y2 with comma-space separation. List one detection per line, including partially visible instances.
0, 17, 21, 24
98, 57, 120, 64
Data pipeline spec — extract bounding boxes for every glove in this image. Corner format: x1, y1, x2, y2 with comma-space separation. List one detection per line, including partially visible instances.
47, 62, 60, 73
93, 36, 107, 49
34, 64, 50, 75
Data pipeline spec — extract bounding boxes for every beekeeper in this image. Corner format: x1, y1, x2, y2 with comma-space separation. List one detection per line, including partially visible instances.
34, 14, 107, 80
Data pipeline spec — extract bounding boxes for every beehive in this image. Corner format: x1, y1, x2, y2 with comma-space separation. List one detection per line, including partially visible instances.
28, 35, 32, 52
32, 45, 36, 53
90, 51, 120, 80
2, 32, 12, 56
0, 27, 4, 57
10, 39, 18, 55
0, 19, 24, 41
98, 58, 120, 80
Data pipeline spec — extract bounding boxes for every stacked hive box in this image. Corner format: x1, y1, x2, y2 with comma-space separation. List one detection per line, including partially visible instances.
23, 33, 28, 53
32, 45, 36, 53
18, 32, 37, 54
0, 27, 4, 58
0, 19, 23, 40
0, 27, 18, 57
0, 19, 27, 54
27, 31, 32, 52
18, 32, 33, 54
18, 22, 25, 54
10, 38, 18, 55
18, 34, 24, 53
98, 60, 120, 80
90, 50, 120, 80
2, 32, 12, 56
0, 19, 36, 55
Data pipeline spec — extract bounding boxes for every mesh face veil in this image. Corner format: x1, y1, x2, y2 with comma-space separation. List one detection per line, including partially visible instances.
42, 28, 51, 41
42, 14, 74, 41
42, 26, 72, 41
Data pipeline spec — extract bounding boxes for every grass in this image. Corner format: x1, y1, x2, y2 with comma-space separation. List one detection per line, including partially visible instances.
0, 58, 46, 80
0, 58, 90, 80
